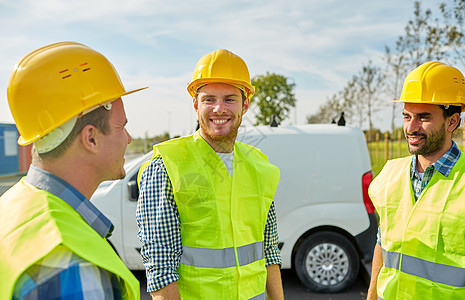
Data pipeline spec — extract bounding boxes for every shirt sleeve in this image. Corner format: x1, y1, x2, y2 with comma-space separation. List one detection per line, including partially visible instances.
13, 245, 123, 300
264, 201, 282, 267
136, 156, 182, 292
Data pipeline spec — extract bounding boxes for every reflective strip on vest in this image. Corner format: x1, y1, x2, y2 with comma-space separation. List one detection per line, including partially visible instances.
249, 292, 266, 300
181, 241, 264, 268
382, 248, 400, 270
382, 248, 465, 287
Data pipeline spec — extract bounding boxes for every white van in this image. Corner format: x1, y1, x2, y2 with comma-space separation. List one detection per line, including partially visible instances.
90, 124, 377, 293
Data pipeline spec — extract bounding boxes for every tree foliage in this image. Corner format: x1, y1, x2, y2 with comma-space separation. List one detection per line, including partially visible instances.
382, 1, 458, 132
306, 62, 383, 132
307, 0, 465, 132
251, 72, 296, 126
306, 93, 343, 124
437, 0, 465, 66
357, 61, 384, 133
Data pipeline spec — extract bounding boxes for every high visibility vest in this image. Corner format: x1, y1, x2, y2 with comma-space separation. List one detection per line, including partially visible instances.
141, 132, 280, 299
0, 179, 140, 300
369, 154, 465, 300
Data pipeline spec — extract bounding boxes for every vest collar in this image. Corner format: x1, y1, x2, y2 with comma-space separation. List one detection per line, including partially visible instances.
25, 165, 114, 238
410, 141, 461, 180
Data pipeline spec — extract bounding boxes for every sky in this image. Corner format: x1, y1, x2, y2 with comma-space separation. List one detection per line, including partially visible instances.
0, 0, 445, 138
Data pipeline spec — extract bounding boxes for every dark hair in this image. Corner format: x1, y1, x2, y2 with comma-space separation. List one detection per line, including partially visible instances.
440, 105, 462, 132
35, 106, 111, 160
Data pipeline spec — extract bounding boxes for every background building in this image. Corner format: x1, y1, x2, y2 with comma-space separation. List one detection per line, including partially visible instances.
0, 123, 32, 176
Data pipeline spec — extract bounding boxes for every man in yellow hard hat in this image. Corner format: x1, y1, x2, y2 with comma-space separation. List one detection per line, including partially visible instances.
136, 49, 284, 299
0, 42, 146, 299
367, 62, 465, 299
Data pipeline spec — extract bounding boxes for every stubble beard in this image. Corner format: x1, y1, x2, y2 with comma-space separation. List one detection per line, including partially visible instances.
407, 124, 446, 157
200, 115, 242, 148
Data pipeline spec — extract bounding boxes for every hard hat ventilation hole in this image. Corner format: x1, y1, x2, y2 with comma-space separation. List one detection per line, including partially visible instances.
453, 77, 465, 85
59, 69, 72, 79
80, 62, 91, 72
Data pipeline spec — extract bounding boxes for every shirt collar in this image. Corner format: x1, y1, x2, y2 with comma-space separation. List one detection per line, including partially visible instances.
411, 141, 461, 179
25, 165, 114, 238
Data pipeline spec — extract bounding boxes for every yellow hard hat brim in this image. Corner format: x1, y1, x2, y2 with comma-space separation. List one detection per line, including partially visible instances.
388, 99, 465, 112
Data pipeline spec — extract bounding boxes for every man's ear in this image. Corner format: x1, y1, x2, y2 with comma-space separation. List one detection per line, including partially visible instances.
193, 97, 199, 113
80, 124, 99, 153
448, 113, 461, 132
242, 98, 250, 115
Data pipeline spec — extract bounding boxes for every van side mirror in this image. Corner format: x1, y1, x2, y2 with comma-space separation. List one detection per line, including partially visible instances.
128, 180, 139, 201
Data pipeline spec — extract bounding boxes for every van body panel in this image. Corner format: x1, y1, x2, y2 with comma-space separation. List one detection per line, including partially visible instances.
90, 124, 377, 287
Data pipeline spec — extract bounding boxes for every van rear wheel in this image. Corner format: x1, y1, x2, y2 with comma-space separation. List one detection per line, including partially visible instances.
294, 231, 360, 293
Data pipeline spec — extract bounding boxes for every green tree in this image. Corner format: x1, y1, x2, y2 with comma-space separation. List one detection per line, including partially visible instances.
307, 62, 383, 131
341, 75, 364, 128
306, 93, 343, 124
382, 1, 451, 133
251, 72, 296, 126
437, 0, 465, 66
403, 2, 445, 65
357, 61, 384, 133
306, 75, 360, 126
384, 42, 409, 134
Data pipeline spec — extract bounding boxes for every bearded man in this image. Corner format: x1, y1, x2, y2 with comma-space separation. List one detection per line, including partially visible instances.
136, 49, 284, 300
367, 62, 465, 300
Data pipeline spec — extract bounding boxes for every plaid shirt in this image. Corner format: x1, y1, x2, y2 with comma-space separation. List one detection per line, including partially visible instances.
13, 165, 124, 299
136, 156, 282, 292
410, 141, 461, 200
377, 142, 461, 245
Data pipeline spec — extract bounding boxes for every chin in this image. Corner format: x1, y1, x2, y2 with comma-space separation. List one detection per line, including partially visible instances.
107, 170, 126, 181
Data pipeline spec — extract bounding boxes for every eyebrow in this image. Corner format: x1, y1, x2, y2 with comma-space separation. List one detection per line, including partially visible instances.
402, 111, 433, 118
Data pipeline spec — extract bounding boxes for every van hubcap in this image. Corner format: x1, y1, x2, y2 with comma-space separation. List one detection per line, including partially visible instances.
305, 242, 349, 286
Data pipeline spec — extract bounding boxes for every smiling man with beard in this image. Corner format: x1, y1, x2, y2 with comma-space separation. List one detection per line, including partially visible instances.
367, 62, 465, 300
136, 49, 284, 300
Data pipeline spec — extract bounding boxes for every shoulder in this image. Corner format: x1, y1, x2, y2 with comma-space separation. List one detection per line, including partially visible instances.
370, 156, 412, 192
235, 140, 268, 160
139, 155, 166, 181
14, 245, 119, 299
381, 156, 411, 173
156, 135, 194, 151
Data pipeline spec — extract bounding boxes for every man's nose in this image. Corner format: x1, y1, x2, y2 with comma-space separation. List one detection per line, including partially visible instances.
406, 118, 421, 133
213, 101, 226, 114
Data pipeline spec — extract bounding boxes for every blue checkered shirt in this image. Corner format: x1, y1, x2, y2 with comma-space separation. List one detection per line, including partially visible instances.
377, 142, 461, 245
13, 165, 124, 299
136, 156, 282, 292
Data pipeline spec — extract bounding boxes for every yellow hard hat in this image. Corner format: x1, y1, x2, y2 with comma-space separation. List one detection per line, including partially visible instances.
7, 41, 147, 146
392, 61, 465, 111
187, 49, 255, 99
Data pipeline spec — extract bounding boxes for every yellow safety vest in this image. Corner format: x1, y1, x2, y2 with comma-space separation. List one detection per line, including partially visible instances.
140, 132, 280, 299
0, 179, 140, 300
369, 154, 465, 300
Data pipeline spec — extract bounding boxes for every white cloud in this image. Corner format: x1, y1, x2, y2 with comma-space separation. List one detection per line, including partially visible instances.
0, 0, 447, 137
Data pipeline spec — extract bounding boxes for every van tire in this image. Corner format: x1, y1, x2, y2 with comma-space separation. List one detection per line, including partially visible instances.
294, 231, 360, 293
